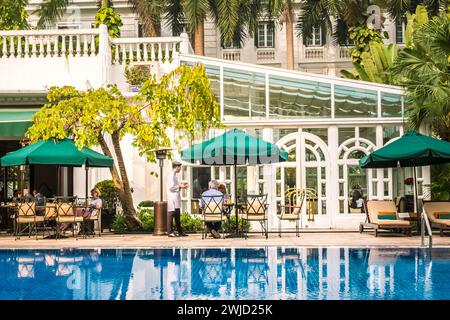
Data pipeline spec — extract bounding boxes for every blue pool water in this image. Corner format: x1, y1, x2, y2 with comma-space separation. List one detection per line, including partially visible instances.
0, 247, 449, 300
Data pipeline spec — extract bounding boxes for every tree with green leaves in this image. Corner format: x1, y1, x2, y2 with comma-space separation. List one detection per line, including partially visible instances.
26, 64, 221, 230
0, 0, 29, 30
341, 42, 399, 83
390, 12, 450, 141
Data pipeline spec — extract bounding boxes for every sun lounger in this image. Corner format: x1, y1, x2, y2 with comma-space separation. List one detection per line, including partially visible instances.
423, 201, 450, 236
360, 200, 412, 237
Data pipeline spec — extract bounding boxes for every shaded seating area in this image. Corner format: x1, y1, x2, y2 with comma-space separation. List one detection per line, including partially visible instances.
361, 200, 412, 237
423, 201, 450, 236
1, 138, 113, 240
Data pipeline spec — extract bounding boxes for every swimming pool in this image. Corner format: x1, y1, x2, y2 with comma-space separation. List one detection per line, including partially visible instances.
0, 247, 448, 300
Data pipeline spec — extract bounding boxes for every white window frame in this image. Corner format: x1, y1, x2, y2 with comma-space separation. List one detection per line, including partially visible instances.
395, 19, 406, 44
306, 26, 322, 47
257, 21, 275, 48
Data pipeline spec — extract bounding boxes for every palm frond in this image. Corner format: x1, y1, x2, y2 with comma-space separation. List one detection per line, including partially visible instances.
128, 0, 163, 36
164, 0, 186, 35
182, 0, 210, 31
34, 0, 70, 28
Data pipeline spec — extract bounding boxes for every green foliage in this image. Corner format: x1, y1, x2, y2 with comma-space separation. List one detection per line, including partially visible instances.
0, 0, 29, 30
138, 208, 155, 231
112, 213, 127, 232
95, 179, 118, 209
405, 4, 429, 48
138, 64, 222, 161
348, 25, 384, 64
390, 12, 450, 140
92, 6, 123, 38
429, 164, 450, 200
222, 216, 250, 233
34, 0, 70, 28
341, 42, 399, 84
124, 65, 149, 86
138, 200, 156, 208
180, 212, 203, 232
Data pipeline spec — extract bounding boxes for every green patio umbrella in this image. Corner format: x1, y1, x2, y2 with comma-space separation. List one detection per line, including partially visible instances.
181, 128, 288, 165
181, 129, 288, 235
359, 130, 450, 243
1, 138, 113, 205
359, 131, 450, 169
1, 138, 113, 167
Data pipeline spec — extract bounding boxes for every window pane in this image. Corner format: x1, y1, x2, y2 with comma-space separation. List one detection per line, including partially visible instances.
338, 127, 355, 146
267, 23, 274, 47
303, 128, 328, 144
383, 126, 401, 144
223, 68, 266, 119
381, 92, 402, 117
395, 20, 404, 43
204, 64, 220, 101
359, 127, 376, 145
335, 85, 378, 118
269, 76, 331, 118
192, 167, 211, 199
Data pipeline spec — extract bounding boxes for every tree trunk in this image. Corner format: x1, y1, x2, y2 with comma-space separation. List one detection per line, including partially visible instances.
98, 134, 143, 231
285, 9, 295, 70
102, 0, 108, 9
194, 20, 204, 55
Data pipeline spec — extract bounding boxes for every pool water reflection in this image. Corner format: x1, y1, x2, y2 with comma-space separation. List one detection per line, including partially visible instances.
0, 247, 449, 300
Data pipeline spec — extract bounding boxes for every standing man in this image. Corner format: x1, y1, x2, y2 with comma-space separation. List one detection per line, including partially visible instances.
167, 162, 189, 237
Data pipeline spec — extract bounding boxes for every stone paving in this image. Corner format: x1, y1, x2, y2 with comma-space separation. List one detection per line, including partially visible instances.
0, 230, 448, 249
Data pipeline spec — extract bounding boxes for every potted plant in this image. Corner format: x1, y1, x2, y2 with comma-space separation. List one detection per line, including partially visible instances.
95, 179, 118, 231
124, 65, 148, 92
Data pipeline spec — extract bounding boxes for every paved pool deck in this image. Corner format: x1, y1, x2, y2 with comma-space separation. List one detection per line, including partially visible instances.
0, 231, 448, 249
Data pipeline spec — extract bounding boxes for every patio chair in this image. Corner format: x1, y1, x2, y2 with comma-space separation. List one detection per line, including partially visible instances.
242, 194, 269, 239
14, 202, 44, 240
277, 188, 305, 237
423, 201, 450, 236
43, 202, 57, 238
55, 201, 83, 239
360, 200, 412, 237
200, 195, 226, 240
82, 208, 102, 238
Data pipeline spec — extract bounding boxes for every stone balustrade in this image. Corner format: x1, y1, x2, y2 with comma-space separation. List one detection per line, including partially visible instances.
0, 29, 100, 59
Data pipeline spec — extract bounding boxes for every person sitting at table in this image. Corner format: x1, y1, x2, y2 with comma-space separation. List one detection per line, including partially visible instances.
19, 189, 35, 203
33, 189, 46, 216
218, 183, 232, 219
200, 180, 223, 239
60, 188, 102, 231
76, 188, 102, 219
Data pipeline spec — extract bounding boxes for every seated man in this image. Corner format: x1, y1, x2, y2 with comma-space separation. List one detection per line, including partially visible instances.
200, 180, 223, 239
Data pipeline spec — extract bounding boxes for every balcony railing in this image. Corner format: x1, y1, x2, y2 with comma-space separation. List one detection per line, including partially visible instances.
338, 46, 353, 60
0, 29, 100, 59
256, 49, 275, 62
222, 49, 241, 61
111, 36, 184, 65
303, 47, 325, 61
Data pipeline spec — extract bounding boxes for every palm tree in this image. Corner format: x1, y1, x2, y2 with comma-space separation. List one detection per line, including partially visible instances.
128, 0, 164, 37
165, 0, 263, 56
390, 13, 450, 141
267, 0, 299, 70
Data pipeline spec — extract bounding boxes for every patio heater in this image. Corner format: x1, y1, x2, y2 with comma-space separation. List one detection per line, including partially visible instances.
152, 148, 173, 236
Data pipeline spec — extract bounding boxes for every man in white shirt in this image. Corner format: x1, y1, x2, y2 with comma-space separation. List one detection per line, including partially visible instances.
167, 162, 189, 237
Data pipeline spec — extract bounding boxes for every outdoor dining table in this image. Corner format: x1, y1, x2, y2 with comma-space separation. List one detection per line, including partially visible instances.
224, 202, 245, 238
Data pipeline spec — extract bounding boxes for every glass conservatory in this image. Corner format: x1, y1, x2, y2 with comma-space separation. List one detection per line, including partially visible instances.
178, 55, 428, 229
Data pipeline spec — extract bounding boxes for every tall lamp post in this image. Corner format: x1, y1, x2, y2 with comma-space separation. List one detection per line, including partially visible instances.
152, 148, 173, 236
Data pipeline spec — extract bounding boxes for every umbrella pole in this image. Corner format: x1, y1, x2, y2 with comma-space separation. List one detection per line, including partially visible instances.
85, 166, 89, 208
413, 164, 422, 239
234, 164, 238, 235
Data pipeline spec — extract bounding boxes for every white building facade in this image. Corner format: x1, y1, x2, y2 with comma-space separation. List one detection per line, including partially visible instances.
0, 2, 427, 231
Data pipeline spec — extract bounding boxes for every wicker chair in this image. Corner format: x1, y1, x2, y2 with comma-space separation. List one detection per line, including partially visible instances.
242, 194, 269, 239
15, 202, 44, 240
277, 188, 305, 237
